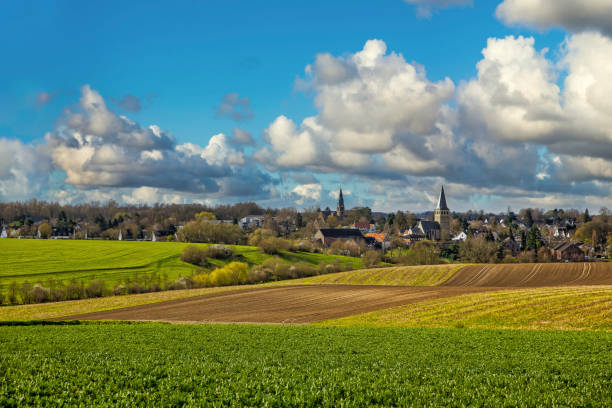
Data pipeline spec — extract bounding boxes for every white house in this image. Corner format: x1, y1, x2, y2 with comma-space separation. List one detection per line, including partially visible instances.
240, 215, 265, 229
452, 231, 467, 241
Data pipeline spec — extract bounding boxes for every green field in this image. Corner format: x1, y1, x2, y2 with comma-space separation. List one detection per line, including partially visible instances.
1, 323, 610, 406
0, 239, 362, 294
319, 286, 612, 331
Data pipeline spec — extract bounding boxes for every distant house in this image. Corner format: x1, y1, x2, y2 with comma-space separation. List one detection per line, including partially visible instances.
352, 222, 375, 233
239, 215, 264, 229
365, 232, 390, 250
452, 231, 467, 242
551, 242, 585, 261
314, 228, 366, 247
553, 225, 571, 239
0, 226, 7, 238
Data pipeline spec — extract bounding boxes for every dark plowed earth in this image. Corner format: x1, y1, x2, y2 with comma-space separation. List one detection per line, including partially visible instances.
64, 285, 493, 324
442, 263, 612, 287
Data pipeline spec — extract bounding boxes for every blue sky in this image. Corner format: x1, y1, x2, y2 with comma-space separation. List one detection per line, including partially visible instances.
1, 1, 612, 212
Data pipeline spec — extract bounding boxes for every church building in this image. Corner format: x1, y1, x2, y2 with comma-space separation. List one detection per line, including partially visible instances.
433, 185, 451, 237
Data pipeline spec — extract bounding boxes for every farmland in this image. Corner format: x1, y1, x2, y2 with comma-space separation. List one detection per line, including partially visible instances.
1, 323, 610, 406
64, 285, 493, 324
318, 285, 612, 331
293, 264, 468, 286
0, 239, 362, 295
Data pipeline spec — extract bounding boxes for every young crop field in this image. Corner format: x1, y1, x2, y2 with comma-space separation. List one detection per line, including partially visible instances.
0, 239, 362, 294
318, 286, 612, 331
1, 323, 610, 406
293, 264, 469, 286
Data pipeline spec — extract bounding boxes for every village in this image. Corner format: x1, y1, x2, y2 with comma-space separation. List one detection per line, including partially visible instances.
1, 187, 608, 264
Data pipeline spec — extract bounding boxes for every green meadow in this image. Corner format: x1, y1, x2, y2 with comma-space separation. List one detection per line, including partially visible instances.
1, 323, 610, 407
0, 239, 362, 294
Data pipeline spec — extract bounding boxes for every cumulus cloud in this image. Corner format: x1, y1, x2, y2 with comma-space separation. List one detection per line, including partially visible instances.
496, 0, 612, 36
291, 183, 322, 205
458, 35, 562, 144
258, 34, 612, 206
40, 85, 270, 200
258, 39, 457, 179
0, 138, 52, 201
404, 0, 472, 18
215, 92, 254, 121
458, 32, 612, 185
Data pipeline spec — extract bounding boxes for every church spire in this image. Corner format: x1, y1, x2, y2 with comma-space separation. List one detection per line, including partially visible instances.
336, 187, 345, 217
436, 185, 449, 211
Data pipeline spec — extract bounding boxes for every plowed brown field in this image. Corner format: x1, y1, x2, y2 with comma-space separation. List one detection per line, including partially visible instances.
62, 262, 612, 324
66, 285, 493, 324
442, 262, 612, 287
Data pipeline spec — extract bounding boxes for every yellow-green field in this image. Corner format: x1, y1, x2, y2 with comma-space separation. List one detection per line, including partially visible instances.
317, 286, 612, 331
293, 264, 468, 286
0, 239, 362, 293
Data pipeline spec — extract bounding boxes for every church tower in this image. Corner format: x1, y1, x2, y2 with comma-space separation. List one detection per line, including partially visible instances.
434, 186, 450, 236
336, 188, 345, 218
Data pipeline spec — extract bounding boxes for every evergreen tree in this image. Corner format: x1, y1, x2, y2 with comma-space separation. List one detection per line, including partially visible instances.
520, 231, 527, 250
526, 225, 542, 251
582, 208, 592, 223
524, 211, 534, 228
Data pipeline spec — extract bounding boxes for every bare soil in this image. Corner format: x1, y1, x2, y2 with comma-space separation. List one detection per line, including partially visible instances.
65, 285, 493, 324
442, 263, 612, 287
63, 262, 612, 324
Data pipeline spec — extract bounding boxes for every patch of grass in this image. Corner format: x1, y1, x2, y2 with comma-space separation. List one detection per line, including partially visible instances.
0, 240, 361, 296
292, 264, 468, 286
318, 286, 612, 331
0, 324, 610, 406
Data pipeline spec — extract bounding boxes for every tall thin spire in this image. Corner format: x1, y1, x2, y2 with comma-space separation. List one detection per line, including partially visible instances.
336, 187, 345, 217
436, 185, 449, 211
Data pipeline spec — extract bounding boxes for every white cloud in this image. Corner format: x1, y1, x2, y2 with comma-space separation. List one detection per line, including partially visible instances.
496, 0, 612, 36
0, 139, 52, 201
458, 35, 562, 144
259, 39, 457, 178
404, 0, 472, 18
292, 183, 322, 204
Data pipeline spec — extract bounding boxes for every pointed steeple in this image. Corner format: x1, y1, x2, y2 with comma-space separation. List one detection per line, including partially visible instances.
336, 187, 345, 217
436, 186, 449, 211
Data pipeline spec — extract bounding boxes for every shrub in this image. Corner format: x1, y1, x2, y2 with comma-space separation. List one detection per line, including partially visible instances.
290, 240, 314, 253
290, 262, 317, 278
362, 250, 382, 268
30, 284, 51, 303
8, 281, 18, 305
166, 277, 194, 291
518, 250, 537, 263
181, 245, 207, 266
204, 245, 233, 259
67, 280, 85, 300
179, 220, 245, 244
329, 240, 363, 257
259, 237, 290, 255
194, 262, 249, 287
20, 282, 33, 304
247, 228, 276, 246
86, 279, 106, 298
